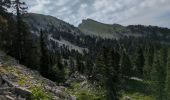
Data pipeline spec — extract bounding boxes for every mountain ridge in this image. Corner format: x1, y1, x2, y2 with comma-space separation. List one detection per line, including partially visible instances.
78, 18, 170, 39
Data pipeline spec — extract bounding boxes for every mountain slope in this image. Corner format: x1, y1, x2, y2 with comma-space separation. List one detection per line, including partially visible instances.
23, 13, 88, 53
79, 19, 131, 39
0, 51, 74, 100
23, 13, 81, 35
78, 19, 170, 40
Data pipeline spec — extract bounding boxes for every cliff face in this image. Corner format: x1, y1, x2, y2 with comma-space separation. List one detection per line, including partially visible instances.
0, 51, 75, 100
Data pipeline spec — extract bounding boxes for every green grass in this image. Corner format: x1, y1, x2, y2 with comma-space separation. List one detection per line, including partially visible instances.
0, 64, 53, 100
67, 78, 155, 100
121, 79, 154, 100
79, 19, 128, 35
30, 85, 53, 100
67, 82, 105, 100
121, 92, 154, 100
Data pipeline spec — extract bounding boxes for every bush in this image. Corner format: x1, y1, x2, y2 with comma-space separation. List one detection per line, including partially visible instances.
30, 86, 53, 100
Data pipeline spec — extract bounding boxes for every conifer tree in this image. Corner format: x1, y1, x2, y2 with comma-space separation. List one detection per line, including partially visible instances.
39, 30, 50, 77
105, 49, 120, 100
120, 49, 133, 78
69, 57, 75, 75
92, 50, 105, 85
11, 0, 28, 61
134, 47, 145, 78
0, 0, 11, 14
49, 53, 66, 82
165, 49, 170, 100
143, 46, 154, 79
151, 50, 165, 100
76, 55, 84, 74
85, 59, 93, 78
94, 47, 120, 100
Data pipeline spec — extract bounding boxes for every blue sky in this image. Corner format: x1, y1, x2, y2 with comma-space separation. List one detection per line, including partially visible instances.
26, 0, 170, 28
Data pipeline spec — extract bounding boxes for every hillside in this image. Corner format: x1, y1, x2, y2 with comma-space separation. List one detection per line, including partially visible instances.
1, 11, 170, 100
0, 51, 74, 100
23, 13, 81, 35
23, 13, 88, 53
78, 19, 131, 39
78, 19, 170, 41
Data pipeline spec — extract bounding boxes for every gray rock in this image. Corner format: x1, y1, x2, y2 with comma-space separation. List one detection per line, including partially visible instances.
5, 95, 15, 100
123, 96, 131, 100
15, 87, 32, 98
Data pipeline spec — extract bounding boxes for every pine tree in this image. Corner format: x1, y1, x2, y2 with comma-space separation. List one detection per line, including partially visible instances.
21, 22, 40, 69
0, 0, 11, 14
105, 49, 120, 100
11, 0, 28, 61
165, 49, 170, 100
143, 46, 154, 80
151, 50, 165, 100
69, 57, 75, 75
76, 55, 84, 74
0, 0, 11, 48
39, 30, 50, 77
94, 47, 120, 100
93, 48, 107, 85
134, 47, 145, 78
49, 53, 66, 82
85, 59, 93, 78
120, 49, 133, 78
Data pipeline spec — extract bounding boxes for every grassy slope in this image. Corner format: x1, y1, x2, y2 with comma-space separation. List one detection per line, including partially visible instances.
121, 79, 154, 100
79, 19, 128, 35
66, 77, 154, 100
0, 51, 71, 100
66, 81, 105, 100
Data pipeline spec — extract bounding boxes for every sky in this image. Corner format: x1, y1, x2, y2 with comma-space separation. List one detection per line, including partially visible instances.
26, 0, 170, 28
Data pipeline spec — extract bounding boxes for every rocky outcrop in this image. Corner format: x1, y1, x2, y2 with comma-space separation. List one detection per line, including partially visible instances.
0, 74, 31, 100
0, 51, 75, 100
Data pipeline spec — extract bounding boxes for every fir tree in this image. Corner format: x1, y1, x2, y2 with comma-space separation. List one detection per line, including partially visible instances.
69, 57, 75, 75
151, 50, 165, 100
39, 30, 50, 77
165, 49, 170, 100
105, 49, 120, 100
11, 0, 28, 61
143, 46, 154, 80
134, 47, 145, 78
94, 47, 120, 100
0, 0, 11, 13
120, 49, 133, 78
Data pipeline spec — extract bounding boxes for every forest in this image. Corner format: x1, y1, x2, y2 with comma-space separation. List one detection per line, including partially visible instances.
0, 0, 170, 100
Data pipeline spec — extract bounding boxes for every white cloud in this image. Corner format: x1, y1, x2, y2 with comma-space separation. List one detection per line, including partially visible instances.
26, 0, 170, 28
28, 0, 50, 13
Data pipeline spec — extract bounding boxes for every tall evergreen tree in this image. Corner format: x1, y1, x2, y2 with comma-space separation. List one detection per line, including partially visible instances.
151, 50, 165, 100
120, 49, 133, 78
165, 49, 170, 100
94, 47, 120, 100
49, 53, 66, 82
134, 47, 145, 78
76, 55, 84, 74
0, 0, 11, 14
11, 0, 28, 61
85, 59, 93, 78
93, 49, 106, 85
39, 30, 50, 77
143, 46, 154, 79
105, 49, 120, 100
69, 57, 75, 75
